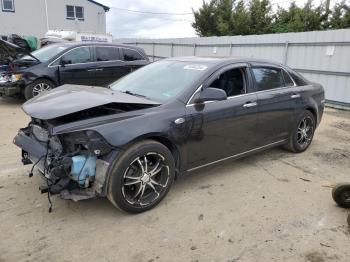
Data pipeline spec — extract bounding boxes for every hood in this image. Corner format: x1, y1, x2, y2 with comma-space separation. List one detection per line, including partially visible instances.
0, 39, 27, 64
22, 84, 160, 120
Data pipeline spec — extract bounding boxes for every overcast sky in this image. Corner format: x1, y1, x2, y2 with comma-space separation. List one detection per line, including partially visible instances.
97, 0, 338, 39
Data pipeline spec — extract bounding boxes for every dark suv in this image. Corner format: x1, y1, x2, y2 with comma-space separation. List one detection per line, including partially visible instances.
0, 42, 149, 100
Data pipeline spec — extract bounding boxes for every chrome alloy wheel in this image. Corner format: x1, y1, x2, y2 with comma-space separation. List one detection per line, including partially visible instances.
32, 82, 52, 97
296, 116, 314, 147
122, 152, 170, 207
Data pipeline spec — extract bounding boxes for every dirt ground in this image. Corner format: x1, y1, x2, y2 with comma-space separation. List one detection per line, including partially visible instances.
0, 97, 349, 262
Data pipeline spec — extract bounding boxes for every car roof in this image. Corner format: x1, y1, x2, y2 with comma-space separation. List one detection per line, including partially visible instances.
47, 42, 145, 52
164, 56, 284, 67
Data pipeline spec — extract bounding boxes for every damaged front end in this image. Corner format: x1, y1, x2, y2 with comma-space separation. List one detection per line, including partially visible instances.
14, 119, 114, 203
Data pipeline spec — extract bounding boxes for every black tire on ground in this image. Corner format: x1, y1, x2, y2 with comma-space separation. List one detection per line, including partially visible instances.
24, 79, 55, 100
332, 183, 350, 208
284, 110, 316, 153
107, 140, 175, 213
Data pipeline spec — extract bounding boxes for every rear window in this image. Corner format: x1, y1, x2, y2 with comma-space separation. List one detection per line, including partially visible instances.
282, 69, 294, 86
122, 49, 144, 61
252, 67, 284, 91
96, 47, 120, 61
288, 70, 309, 86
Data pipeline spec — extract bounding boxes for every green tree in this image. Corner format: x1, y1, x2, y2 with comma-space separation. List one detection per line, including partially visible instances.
248, 0, 273, 34
329, 1, 350, 29
192, 0, 220, 37
192, 0, 350, 36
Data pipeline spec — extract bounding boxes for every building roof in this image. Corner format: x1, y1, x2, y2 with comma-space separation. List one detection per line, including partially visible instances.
87, 0, 110, 12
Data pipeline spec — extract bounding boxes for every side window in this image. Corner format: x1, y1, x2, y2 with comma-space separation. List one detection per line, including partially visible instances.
96, 47, 120, 61
122, 49, 144, 61
288, 70, 308, 86
61, 47, 91, 65
208, 68, 246, 97
282, 69, 294, 86
252, 67, 284, 91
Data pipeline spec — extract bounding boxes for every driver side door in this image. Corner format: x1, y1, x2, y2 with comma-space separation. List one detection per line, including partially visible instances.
185, 64, 258, 170
58, 46, 96, 86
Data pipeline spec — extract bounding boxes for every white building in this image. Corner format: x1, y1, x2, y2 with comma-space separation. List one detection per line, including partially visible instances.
0, 0, 109, 38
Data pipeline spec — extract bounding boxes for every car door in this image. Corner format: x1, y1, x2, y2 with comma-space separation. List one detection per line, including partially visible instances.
120, 48, 149, 72
185, 64, 258, 169
251, 64, 301, 146
58, 46, 95, 86
93, 46, 130, 86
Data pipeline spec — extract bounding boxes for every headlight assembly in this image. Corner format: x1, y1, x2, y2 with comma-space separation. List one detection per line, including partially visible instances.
11, 73, 23, 82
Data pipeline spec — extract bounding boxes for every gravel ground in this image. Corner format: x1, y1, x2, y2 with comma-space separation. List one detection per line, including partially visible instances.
0, 97, 350, 262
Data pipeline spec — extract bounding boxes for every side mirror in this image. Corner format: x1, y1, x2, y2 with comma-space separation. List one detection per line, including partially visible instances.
195, 87, 227, 103
60, 59, 70, 67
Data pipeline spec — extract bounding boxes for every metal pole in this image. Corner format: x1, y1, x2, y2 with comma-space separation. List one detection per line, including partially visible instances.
229, 43, 233, 57
193, 43, 196, 56
44, 0, 49, 31
283, 41, 289, 64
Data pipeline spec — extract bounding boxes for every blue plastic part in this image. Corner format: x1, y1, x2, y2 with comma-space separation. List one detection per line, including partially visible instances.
71, 155, 97, 185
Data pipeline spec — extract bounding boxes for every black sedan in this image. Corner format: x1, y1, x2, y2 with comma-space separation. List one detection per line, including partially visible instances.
0, 42, 149, 100
14, 57, 325, 213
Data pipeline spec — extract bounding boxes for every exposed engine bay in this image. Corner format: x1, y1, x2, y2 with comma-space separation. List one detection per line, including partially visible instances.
14, 119, 115, 211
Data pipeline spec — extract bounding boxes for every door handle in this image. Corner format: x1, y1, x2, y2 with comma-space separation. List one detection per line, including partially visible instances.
87, 69, 96, 72
243, 102, 257, 108
291, 93, 301, 99
95, 68, 103, 71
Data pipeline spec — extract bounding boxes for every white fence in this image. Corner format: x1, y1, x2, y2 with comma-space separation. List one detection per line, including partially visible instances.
115, 29, 350, 108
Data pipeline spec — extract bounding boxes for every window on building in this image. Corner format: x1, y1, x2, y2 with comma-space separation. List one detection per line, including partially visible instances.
122, 49, 144, 61
2, 0, 15, 12
66, 5, 84, 20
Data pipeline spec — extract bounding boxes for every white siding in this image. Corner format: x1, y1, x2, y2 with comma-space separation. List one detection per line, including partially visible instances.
0, 0, 106, 38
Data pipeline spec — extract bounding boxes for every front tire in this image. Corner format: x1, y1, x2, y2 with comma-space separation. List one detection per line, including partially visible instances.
284, 110, 315, 153
332, 183, 350, 208
107, 140, 175, 213
24, 79, 55, 100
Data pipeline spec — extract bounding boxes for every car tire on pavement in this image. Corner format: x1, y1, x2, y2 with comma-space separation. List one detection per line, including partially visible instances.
284, 110, 316, 153
24, 79, 55, 100
332, 183, 350, 208
107, 140, 175, 213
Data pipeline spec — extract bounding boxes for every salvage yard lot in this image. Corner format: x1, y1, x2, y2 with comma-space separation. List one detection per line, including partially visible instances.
0, 97, 350, 262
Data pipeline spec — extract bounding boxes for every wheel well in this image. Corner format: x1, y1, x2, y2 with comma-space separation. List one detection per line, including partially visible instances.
148, 136, 181, 177
306, 107, 317, 124
34, 77, 56, 86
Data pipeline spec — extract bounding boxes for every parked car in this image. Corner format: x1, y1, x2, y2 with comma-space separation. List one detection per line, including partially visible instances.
13, 57, 325, 213
0, 42, 149, 100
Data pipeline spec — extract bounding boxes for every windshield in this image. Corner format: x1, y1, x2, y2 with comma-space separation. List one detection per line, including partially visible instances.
20, 44, 68, 62
110, 60, 210, 103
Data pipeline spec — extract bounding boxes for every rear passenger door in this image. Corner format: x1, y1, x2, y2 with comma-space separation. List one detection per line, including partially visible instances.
93, 46, 130, 86
251, 65, 301, 145
120, 48, 149, 72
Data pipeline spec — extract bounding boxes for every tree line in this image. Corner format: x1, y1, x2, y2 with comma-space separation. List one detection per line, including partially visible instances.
192, 0, 350, 36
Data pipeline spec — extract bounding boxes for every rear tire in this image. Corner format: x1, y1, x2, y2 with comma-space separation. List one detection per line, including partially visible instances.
332, 183, 350, 208
284, 110, 315, 153
107, 140, 175, 213
24, 79, 55, 100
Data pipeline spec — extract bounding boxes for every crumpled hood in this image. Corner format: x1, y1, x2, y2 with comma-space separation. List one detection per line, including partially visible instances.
22, 84, 160, 120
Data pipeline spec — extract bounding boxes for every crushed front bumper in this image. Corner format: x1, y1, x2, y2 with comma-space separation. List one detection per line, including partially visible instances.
0, 83, 21, 97
13, 129, 113, 199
